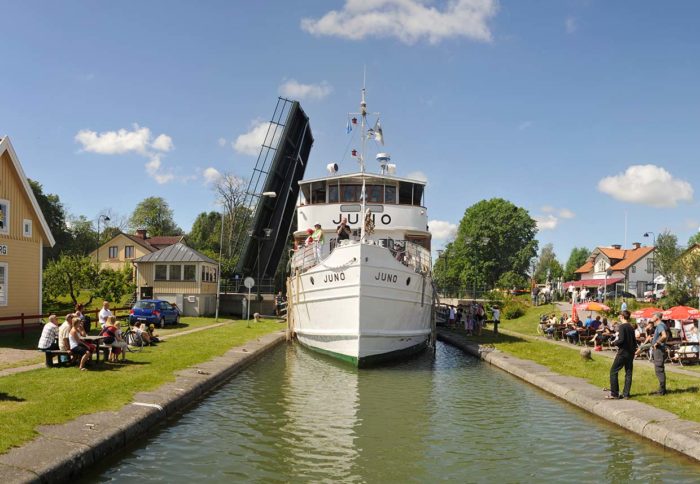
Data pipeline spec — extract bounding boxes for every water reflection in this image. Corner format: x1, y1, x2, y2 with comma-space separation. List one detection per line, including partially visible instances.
88, 343, 700, 483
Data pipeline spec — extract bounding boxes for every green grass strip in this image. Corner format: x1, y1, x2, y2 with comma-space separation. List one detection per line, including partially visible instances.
0, 320, 282, 454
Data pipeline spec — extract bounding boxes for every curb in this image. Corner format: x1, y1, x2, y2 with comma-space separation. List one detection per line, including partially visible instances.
437, 329, 700, 463
0, 331, 287, 483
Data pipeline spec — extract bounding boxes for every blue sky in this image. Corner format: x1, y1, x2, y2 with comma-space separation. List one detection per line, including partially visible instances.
2, 0, 700, 267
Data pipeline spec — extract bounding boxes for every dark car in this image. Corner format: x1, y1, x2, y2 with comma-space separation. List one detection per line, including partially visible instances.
129, 299, 180, 328
604, 290, 637, 300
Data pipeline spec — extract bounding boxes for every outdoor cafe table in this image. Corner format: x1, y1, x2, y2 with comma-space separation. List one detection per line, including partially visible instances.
83, 335, 107, 362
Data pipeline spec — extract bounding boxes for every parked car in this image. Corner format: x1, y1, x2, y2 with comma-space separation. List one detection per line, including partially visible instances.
603, 290, 637, 300
129, 299, 180, 328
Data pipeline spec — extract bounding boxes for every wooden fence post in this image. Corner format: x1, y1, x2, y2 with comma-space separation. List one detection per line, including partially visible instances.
21, 312, 25, 339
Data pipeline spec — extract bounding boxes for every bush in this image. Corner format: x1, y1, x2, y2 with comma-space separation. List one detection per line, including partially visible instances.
502, 300, 527, 319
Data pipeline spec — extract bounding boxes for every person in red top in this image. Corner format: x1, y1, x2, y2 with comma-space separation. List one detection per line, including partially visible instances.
100, 316, 127, 362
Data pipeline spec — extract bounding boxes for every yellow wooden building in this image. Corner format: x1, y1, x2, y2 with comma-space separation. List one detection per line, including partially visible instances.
0, 137, 55, 326
133, 242, 218, 316
90, 230, 184, 271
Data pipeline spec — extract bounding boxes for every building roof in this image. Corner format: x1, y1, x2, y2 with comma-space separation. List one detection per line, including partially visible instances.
0, 136, 55, 247
134, 242, 217, 264
146, 235, 185, 249
574, 245, 655, 274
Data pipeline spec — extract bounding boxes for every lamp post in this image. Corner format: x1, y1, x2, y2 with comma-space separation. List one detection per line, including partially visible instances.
644, 231, 656, 297
96, 215, 110, 263
249, 227, 274, 313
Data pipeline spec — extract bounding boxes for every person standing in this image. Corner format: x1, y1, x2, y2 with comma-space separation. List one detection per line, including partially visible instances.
312, 223, 324, 261
336, 217, 351, 242
650, 312, 669, 396
620, 299, 628, 312
98, 301, 113, 329
607, 310, 636, 399
492, 306, 500, 335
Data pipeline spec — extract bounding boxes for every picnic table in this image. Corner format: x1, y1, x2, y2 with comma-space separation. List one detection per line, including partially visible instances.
83, 335, 108, 362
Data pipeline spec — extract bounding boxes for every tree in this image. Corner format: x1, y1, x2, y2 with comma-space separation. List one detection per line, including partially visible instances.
188, 212, 222, 254
212, 173, 248, 258
533, 243, 564, 283
29, 179, 72, 261
434, 198, 538, 291
563, 247, 590, 282
93, 265, 136, 304
129, 197, 182, 236
496, 271, 529, 290
655, 231, 680, 284
688, 232, 700, 248
43, 255, 99, 305
67, 215, 98, 256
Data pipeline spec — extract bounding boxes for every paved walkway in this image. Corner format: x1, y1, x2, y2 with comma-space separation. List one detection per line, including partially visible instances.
0, 322, 231, 378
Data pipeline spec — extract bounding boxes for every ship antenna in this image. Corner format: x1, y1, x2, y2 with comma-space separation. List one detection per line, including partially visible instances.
360, 76, 368, 240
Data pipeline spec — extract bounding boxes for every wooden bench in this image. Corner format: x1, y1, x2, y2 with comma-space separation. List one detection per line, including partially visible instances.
44, 350, 72, 367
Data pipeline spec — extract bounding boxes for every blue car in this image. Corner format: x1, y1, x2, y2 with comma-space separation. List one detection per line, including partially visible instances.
129, 299, 180, 328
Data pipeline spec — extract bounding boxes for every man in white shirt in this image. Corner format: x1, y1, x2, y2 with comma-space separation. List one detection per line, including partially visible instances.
492, 306, 501, 335
37, 315, 60, 351
98, 301, 113, 329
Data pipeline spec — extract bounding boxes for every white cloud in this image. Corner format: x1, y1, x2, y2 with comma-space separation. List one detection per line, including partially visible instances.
558, 208, 575, 219
151, 134, 174, 152
234, 120, 281, 156
218, 137, 227, 147
301, 0, 498, 45
279, 79, 333, 100
203, 167, 222, 185
565, 16, 577, 34
541, 205, 554, 213
518, 120, 533, 131
406, 170, 428, 182
429, 220, 457, 240
597, 164, 693, 208
75, 124, 179, 183
534, 214, 558, 231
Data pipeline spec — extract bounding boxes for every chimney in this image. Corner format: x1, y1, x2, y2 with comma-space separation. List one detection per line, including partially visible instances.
135, 229, 147, 239
632, 242, 641, 249
612, 244, 622, 250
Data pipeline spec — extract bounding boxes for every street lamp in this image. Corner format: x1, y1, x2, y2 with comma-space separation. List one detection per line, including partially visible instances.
248, 227, 274, 313
96, 215, 110, 263
644, 231, 656, 297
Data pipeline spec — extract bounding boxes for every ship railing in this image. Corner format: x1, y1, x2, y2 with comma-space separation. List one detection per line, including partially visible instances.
290, 244, 323, 273
385, 239, 432, 274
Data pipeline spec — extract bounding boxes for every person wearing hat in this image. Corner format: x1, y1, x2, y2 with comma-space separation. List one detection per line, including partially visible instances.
312, 223, 324, 261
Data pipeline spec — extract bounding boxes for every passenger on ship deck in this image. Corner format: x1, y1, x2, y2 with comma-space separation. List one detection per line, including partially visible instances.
336, 217, 351, 241
312, 223, 324, 260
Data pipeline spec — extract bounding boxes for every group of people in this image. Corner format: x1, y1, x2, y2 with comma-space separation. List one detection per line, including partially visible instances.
567, 284, 608, 305
37, 301, 159, 370
447, 301, 499, 335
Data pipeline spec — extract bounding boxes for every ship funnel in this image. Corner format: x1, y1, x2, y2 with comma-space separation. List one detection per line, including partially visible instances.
327, 163, 339, 174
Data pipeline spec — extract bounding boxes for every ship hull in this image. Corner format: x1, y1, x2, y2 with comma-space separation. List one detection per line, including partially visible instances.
289, 241, 433, 367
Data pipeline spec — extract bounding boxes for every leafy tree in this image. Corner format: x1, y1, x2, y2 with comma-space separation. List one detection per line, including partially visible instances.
29, 179, 72, 261
496, 271, 529, 290
655, 231, 680, 284
129, 197, 182, 236
93, 265, 136, 304
533, 243, 564, 283
188, 212, 222, 254
43, 255, 99, 305
68, 215, 98, 256
434, 198, 538, 290
688, 232, 700, 248
563, 247, 590, 281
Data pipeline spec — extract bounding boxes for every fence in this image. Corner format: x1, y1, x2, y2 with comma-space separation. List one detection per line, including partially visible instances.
435, 285, 491, 300
0, 307, 131, 338
219, 278, 277, 295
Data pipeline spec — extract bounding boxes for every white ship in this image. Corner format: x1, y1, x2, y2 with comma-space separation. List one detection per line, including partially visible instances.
287, 88, 435, 367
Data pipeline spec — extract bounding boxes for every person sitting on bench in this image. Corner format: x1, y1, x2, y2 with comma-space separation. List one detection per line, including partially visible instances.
68, 317, 92, 371
58, 313, 75, 364
38, 314, 60, 352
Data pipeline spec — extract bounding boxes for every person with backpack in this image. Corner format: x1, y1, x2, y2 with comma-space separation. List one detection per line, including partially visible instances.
100, 316, 127, 362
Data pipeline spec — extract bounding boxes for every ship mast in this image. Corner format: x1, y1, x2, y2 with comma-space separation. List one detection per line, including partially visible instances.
360, 83, 367, 240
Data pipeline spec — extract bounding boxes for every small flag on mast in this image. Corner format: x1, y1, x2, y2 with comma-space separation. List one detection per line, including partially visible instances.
367, 119, 384, 145
346, 117, 352, 134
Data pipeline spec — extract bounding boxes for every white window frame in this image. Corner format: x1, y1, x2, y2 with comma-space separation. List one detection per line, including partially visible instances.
0, 199, 9, 235
0, 262, 8, 307
23, 219, 32, 237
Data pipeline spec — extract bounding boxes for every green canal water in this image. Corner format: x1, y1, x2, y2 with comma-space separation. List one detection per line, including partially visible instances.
90, 342, 699, 482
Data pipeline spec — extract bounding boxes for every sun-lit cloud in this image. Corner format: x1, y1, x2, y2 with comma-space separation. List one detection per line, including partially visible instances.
279, 79, 333, 100
534, 214, 558, 231
429, 220, 457, 241
75, 124, 178, 184
565, 16, 577, 34
233, 120, 279, 156
597, 164, 693, 208
218, 137, 227, 147
301, 0, 498, 45
203, 167, 222, 185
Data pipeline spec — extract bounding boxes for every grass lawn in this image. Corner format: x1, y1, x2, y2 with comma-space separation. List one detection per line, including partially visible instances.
444, 306, 700, 424
0, 319, 283, 454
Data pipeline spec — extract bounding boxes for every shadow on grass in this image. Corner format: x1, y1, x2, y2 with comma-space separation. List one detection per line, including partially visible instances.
659, 386, 699, 396
0, 331, 42, 350
0, 392, 25, 402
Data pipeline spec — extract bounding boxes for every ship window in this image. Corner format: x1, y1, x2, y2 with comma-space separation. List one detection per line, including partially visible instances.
299, 184, 310, 205
398, 182, 414, 205
311, 182, 326, 204
385, 185, 396, 204
413, 184, 424, 206
366, 185, 383, 203
328, 184, 339, 203
341, 185, 361, 202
